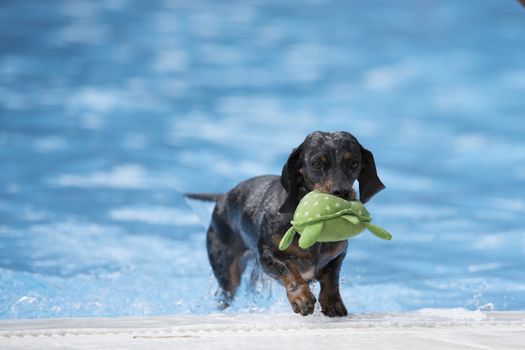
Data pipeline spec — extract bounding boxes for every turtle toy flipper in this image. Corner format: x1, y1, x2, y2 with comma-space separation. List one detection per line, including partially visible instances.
278, 190, 392, 251
279, 226, 296, 250
298, 221, 324, 249
364, 222, 392, 240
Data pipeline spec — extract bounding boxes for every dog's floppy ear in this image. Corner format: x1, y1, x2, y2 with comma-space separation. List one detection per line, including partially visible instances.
358, 144, 385, 203
278, 145, 303, 213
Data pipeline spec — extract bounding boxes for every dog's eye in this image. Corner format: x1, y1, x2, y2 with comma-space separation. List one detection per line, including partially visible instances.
312, 161, 322, 170
350, 161, 358, 169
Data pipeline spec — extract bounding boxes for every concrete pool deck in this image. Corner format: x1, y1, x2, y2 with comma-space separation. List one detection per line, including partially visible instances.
1, 310, 524, 350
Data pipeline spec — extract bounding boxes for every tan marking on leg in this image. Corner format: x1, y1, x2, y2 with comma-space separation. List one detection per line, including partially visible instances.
228, 256, 240, 292
281, 263, 316, 315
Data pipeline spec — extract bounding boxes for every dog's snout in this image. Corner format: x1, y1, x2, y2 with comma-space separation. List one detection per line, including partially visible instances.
331, 188, 353, 200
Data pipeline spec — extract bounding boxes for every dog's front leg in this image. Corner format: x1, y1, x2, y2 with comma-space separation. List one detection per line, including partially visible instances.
258, 245, 316, 316
317, 252, 348, 317
282, 263, 317, 316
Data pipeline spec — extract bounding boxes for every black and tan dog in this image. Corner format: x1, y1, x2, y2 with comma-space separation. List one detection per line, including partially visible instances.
186, 131, 384, 317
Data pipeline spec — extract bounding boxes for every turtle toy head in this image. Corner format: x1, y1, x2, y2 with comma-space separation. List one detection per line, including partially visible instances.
279, 191, 392, 250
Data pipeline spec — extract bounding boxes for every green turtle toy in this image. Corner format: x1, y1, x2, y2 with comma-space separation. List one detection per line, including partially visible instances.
279, 191, 392, 250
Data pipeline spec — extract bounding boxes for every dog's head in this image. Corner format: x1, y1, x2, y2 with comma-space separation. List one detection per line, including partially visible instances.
279, 131, 385, 213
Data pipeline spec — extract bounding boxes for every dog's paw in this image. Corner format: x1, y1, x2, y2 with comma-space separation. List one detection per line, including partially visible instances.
286, 284, 316, 316
319, 292, 348, 317
216, 290, 233, 310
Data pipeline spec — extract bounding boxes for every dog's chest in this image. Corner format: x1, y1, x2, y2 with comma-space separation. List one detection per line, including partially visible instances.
298, 265, 316, 281
295, 240, 348, 281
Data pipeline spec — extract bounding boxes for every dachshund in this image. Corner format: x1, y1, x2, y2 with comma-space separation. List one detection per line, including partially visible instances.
186, 131, 385, 317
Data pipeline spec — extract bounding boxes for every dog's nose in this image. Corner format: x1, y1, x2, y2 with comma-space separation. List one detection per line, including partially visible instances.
332, 189, 353, 200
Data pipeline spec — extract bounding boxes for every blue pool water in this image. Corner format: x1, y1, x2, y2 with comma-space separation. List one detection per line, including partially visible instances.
1, 0, 524, 319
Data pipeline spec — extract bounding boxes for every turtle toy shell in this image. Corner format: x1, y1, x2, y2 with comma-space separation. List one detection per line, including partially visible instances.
279, 191, 392, 250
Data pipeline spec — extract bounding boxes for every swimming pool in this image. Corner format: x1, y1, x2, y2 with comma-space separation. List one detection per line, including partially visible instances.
1, 0, 524, 319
